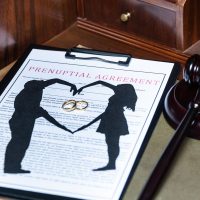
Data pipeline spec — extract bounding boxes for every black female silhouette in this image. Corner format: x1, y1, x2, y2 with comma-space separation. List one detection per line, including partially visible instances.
4, 79, 76, 173
74, 81, 137, 171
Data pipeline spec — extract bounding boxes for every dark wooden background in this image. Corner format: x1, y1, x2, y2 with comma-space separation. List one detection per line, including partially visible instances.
0, 0, 77, 69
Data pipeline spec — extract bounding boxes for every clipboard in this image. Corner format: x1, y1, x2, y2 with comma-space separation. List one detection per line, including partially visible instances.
0, 46, 131, 92
0, 44, 179, 200
65, 47, 131, 66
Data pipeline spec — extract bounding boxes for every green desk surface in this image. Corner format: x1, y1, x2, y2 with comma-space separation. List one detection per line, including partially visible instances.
124, 113, 200, 200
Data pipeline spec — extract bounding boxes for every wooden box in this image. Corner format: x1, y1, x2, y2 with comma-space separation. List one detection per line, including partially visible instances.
77, 0, 200, 63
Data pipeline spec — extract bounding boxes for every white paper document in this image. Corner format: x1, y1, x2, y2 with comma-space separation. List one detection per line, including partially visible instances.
0, 46, 178, 200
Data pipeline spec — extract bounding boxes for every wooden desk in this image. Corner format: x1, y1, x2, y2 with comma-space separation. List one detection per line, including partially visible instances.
1, 24, 200, 200
2, 0, 200, 73
45, 22, 188, 79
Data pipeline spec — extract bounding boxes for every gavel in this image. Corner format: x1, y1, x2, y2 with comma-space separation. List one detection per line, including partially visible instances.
138, 54, 200, 200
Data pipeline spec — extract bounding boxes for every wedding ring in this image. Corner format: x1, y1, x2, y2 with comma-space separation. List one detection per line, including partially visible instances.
62, 100, 88, 111
62, 100, 76, 112
76, 100, 88, 110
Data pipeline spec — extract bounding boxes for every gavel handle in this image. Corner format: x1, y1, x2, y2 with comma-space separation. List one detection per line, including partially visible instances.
138, 102, 199, 200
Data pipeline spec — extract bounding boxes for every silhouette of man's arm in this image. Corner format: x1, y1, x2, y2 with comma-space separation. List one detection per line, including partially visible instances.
38, 107, 72, 133
77, 81, 116, 94
74, 113, 103, 133
43, 79, 77, 95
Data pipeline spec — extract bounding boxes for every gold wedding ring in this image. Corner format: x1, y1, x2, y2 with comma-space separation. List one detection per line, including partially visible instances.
76, 101, 88, 110
62, 100, 76, 112
62, 100, 88, 112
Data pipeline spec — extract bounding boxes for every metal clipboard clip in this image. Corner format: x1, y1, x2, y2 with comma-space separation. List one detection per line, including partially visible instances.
65, 48, 131, 66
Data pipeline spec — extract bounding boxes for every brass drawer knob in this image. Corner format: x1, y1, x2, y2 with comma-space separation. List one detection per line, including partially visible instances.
120, 12, 131, 22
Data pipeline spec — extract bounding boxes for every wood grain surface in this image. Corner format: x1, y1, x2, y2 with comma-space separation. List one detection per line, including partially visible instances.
0, 0, 76, 69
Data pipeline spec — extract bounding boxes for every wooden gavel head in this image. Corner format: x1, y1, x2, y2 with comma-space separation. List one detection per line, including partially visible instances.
164, 54, 200, 140
184, 54, 200, 85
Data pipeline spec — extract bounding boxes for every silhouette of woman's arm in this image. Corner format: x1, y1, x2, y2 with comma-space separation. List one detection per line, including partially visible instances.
43, 79, 77, 94
74, 113, 103, 133
39, 108, 72, 133
77, 81, 116, 94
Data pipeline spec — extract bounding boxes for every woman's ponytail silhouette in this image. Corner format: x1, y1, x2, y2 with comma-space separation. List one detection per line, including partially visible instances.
74, 81, 137, 171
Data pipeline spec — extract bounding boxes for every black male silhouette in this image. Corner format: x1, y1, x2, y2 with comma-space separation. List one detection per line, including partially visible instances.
74, 81, 137, 171
4, 79, 76, 174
